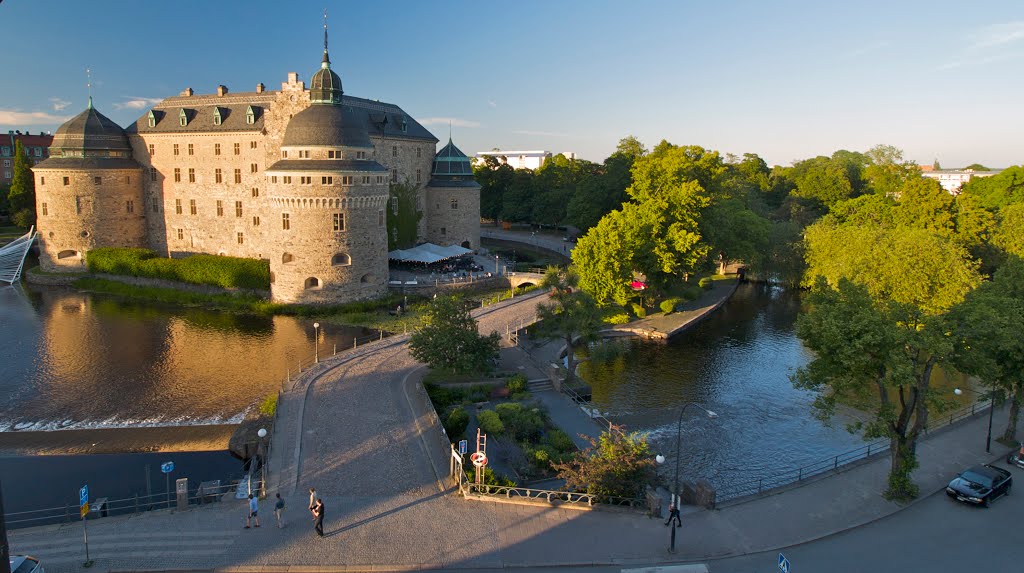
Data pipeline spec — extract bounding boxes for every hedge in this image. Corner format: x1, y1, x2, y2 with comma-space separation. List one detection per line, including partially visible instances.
87, 247, 270, 289
660, 297, 682, 314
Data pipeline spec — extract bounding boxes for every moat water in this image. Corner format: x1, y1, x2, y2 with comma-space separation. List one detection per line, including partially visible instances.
578, 283, 866, 496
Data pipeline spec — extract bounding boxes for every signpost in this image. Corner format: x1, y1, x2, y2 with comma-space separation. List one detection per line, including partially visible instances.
161, 461, 174, 509
778, 552, 790, 573
458, 439, 467, 455
80, 484, 92, 566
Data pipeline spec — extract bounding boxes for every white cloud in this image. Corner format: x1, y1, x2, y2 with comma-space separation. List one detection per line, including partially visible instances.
487, 100, 498, 108
843, 40, 889, 58
968, 21, 1024, 49
513, 129, 570, 137
0, 110, 70, 126
419, 117, 482, 128
49, 97, 72, 112
113, 97, 163, 110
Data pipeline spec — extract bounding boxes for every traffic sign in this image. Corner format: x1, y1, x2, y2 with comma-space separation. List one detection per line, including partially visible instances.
80, 503, 89, 518
778, 552, 790, 573
160, 461, 174, 474
79, 484, 89, 507
458, 439, 468, 455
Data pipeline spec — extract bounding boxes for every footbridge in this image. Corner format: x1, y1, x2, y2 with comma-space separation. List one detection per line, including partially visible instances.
0, 226, 35, 285
509, 271, 545, 290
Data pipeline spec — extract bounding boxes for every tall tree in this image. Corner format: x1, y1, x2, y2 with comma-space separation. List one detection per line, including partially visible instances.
535, 267, 603, 386
863, 144, 916, 197
409, 295, 500, 374
474, 155, 514, 221
7, 141, 36, 228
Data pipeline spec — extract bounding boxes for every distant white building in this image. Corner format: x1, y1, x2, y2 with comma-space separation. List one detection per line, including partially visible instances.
474, 150, 578, 170
921, 168, 1001, 195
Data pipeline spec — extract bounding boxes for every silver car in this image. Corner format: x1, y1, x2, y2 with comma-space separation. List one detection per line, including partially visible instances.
9, 556, 44, 573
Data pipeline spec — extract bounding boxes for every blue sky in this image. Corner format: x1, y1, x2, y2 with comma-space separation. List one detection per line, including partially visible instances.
1, 1, 1021, 168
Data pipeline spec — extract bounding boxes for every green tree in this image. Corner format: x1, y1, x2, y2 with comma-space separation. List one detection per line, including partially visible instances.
409, 295, 500, 375
963, 163, 990, 171
864, 144, 917, 197
386, 181, 422, 250
500, 170, 535, 223
474, 155, 514, 221
535, 267, 603, 386
790, 156, 855, 211
553, 425, 658, 500
8, 141, 36, 228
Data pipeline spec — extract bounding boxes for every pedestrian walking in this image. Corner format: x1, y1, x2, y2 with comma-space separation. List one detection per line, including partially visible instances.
245, 493, 260, 528
312, 498, 324, 537
274, 493, 285, 528
308, 487, 317, 518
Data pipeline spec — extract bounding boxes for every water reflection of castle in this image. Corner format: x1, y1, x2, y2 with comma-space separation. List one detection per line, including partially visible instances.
31, 25, 480, 304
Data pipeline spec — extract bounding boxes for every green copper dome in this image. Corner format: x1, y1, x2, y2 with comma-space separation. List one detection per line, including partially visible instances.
309, 27, 342, 105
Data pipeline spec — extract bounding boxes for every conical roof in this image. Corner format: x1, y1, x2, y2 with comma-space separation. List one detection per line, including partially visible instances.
50, 102, 132, 155
432, 139, 473, 177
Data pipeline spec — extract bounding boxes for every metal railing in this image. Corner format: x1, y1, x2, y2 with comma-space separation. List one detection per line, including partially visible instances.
463, 482, 645, 509
715, 400, 991, 501
2, 479, 260, 529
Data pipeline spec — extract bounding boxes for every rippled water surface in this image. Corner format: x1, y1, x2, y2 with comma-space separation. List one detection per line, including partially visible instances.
0, 285, 376, 431
578, 283, 865, 494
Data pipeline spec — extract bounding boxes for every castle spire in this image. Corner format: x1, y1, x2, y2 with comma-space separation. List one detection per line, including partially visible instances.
87, 66, 93, 109
321, 9, 330, 68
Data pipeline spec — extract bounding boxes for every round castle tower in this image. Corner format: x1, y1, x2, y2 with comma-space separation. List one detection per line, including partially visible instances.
265, 28, 389, 303
31, 99, 145, 272
425, 138, 481, 249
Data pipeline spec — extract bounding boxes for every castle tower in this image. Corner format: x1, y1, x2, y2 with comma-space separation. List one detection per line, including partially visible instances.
32, 98, 145, 271
425, 137, 480, 249
264, 24, 390, 303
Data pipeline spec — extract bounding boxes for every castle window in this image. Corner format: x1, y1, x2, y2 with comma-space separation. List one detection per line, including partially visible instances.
188, 168, 196, 183
392, 145, 397, 157
215, 143, 221, 156
94, 176, 102, 185
300, 176, 312, 185
304, 277, 321, 290
177, 229, 184, 240
174, 168, 181, 182
187, 143, 194, 156
150, 167, 157, 182
328, 150, 340, 159
189, 199, 197, 215
57, 250, 79, 260
378, 209, 385, 226
235, 201, 242, 217
178, 109, 188, 126
283, 176, 292, 184
250, 163, 258, 173
234, 143, 240, 155
175, 199, 182, 214
173, 144, 179, 156
237, 232, 244, 245
40, 176, 45, 185
271, 176, 278, 183
333, 212, 345, 231
126, 200, 134, 214
282, 150, 288, 158
401, 118, 407, 133
147, 111, 156, 127
234, 169, 242, 184
282, 213, 290, 230
216, 200, 224, 216
331, 253, 351, 266
148, 144, 155, 156
322, 176, 333, 185
41, 202, 47, 216
357, 151, 366, 159
151, 197, 159, 213
416, 148, 422, 158
377, 175, 384, 184
450, 198, 458, 209
298, 150, 310, 159
440, 227, 446, 236
126, 176, 131, 184
215, 168, 223, 183
282, 252, 294, 264
341, 176, 352, 185
362, 176, 370, 184
251, 187, 259, 197
213, 108, 222, 125
250, 141, 257, 149
246, 106, 255, 125
252, 215, 260, 226
416, 169, 421, 183
391, 169, 397, 183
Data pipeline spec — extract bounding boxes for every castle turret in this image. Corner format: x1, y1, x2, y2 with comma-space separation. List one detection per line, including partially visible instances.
32, 99, 145, 271
425, 137, 480, 249
264, 24, 389, 303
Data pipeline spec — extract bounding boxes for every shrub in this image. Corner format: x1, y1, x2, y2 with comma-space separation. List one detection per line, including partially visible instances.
544, 428, 576, 453
425, 383, 461, 412
699, 277, 713, 290
603, 312, 630, 325
506, 373, 528, 394
467, 384, 492, 403
477, 410, 504, 435
659, 298, 682, 314
258, 394, 278, 417
495, 403, 545, 443
444, 407, 470, 438
630, 302, 646, 318
86, 247, 270, 289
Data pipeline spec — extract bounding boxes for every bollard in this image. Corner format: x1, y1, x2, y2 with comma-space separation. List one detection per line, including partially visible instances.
380, 330, 384, 341
333, 344, 337, 356
354, 338, 358, 349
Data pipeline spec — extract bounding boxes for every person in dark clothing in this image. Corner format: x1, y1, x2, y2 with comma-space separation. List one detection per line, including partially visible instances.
312, 498, 324, 537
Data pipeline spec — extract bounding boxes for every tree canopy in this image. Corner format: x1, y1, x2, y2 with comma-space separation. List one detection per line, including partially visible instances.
8, 141, 36, 228
409, 295, 500, 375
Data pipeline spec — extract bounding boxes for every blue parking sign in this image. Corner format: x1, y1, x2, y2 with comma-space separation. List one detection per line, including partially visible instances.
161, 461, 174, 474
79, 484, 89, 506
458, 440, 468, 455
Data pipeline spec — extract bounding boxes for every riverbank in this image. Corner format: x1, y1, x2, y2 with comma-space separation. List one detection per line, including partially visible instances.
0, 424, 237, 456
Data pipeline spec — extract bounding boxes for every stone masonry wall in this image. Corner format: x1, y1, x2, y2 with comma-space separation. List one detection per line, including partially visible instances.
424, 185, 481, 249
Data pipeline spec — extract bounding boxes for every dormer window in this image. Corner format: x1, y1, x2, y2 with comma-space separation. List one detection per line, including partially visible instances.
213, 108, 223, 126
179, 109, 188, 127
245, 106, 255, 125
401, 118, 408, 133
147, 111, 156, 128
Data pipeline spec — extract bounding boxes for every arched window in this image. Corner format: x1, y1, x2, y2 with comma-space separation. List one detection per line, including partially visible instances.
57, 250, 78, 260
360, 273, 376, 284
331, 253, 351, 266
304, 277, 321, 290
282, 252, 294, 264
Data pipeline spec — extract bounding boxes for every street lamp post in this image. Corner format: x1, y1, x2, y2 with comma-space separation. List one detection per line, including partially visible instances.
665, 402, 717, 554
955, 386, 994, 453
495, 254, 499, 275
313, 322, 320, 364
256, 428, 268, 498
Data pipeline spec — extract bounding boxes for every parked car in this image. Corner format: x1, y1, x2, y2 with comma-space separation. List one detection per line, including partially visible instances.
1007, 444, 1024, 469
945, 464, 1012, 507
10, 555, 45, 573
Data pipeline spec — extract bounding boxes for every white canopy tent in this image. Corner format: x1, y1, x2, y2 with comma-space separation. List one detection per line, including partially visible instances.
388, 243, 473, 264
